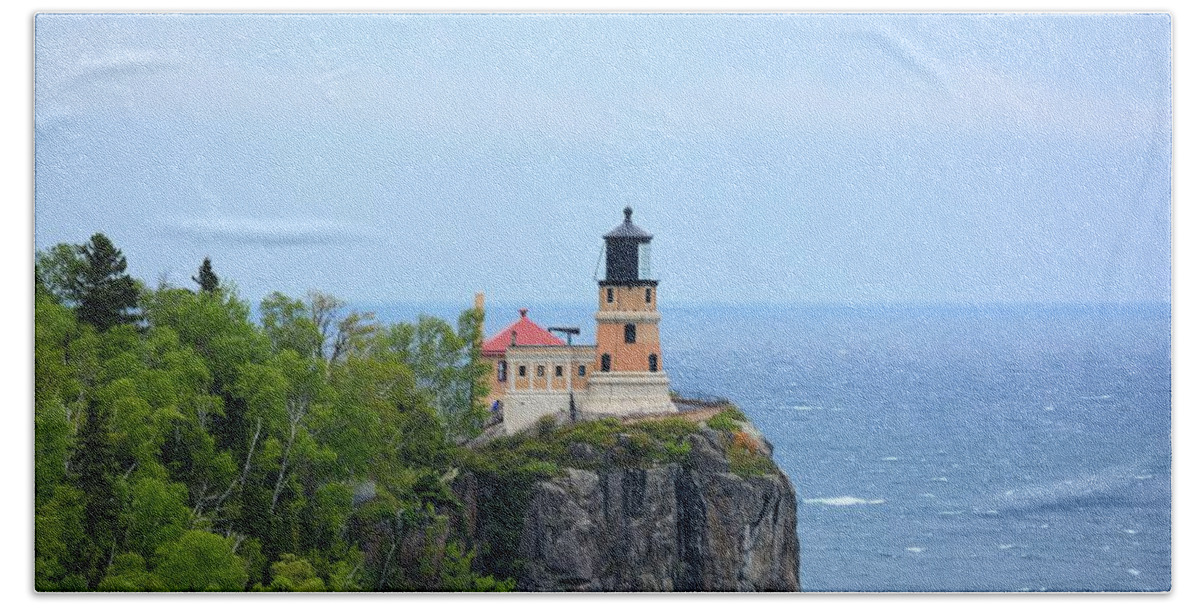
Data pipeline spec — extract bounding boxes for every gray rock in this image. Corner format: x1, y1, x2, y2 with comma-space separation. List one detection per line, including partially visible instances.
493, 426, 800, 591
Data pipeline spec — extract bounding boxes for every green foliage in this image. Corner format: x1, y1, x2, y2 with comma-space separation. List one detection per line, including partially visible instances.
98, 553, 166, 592
260, 292, 321, 358
192, 257, 220, 293
76, 233, 142, 331
727, 449, 778, 478
557, 418, 623, 449
534, 414, 558, 438
323, 550, 365, 591
706, 407, 747, 432
609, 418, 699, 466
726, 431, 778, 478
629, 416, 702, 441
262, 553, 325, 591
35, 239, 514, 592
374, 312, 489, 442
153, 530, 249, 591
35, 485, 88, 590
76, 397, 121, 587
35, 242, 87, 306
124, 477, 191, 561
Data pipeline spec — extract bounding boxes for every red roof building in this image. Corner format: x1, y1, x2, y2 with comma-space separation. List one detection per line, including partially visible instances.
481, 308, 566, 357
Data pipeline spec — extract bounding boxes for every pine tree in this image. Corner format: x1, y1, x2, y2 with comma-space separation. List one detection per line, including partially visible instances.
76, 233, 140, 331
75, 397, 120, 588
192, 257, 220, 294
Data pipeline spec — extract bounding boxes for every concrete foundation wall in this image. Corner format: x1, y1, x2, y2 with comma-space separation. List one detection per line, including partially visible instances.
579, 372, 675, 418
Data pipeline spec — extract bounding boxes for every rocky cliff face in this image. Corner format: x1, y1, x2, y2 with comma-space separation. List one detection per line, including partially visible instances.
459, 427, 800, 592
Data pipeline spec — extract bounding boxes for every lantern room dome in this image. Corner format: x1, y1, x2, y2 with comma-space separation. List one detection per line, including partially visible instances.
604, 206, 653, 241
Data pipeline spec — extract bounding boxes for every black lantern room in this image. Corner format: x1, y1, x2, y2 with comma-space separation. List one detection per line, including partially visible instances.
602, 207, 656, 286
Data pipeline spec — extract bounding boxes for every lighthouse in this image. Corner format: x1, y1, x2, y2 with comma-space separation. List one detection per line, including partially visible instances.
477, 207, 676, 434
583, 207, 675, 417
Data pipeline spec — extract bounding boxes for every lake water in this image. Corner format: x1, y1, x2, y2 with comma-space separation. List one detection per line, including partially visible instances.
374, 302, 1172, 592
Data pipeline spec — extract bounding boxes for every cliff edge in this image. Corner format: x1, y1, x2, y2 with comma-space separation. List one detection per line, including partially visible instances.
457, 408, 800, 592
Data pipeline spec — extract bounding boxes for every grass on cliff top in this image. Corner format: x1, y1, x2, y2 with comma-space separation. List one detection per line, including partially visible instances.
704, 407, 748, 432
463, 415, 700, 478
464, 405, 777, 479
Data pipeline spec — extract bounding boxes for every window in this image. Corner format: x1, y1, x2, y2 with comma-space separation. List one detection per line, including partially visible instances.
578, 365, 586, 377
498, 360, 507, 382
555, 365, 563, 377
518, 365, 526, 377
645, 288, 652, 303
649, 353, 659, 372
624, 323, 637, 344
606, 288, 614, 303
600, 354, 611, 372
537, 365, 545, 377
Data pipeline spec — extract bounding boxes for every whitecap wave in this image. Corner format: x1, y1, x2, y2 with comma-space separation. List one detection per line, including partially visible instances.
803, 496, 886, 506
906, 547, 924, 553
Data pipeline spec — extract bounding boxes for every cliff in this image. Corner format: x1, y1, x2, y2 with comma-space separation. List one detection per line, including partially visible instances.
455, 409, 801, 592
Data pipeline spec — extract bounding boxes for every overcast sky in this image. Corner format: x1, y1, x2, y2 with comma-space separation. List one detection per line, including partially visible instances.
34, 13, 1170, 307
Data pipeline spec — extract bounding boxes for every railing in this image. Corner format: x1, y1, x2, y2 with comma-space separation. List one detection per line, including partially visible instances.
669, 391, 732, 411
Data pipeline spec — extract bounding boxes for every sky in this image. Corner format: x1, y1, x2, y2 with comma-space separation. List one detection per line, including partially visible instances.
33, 13, 1171, 307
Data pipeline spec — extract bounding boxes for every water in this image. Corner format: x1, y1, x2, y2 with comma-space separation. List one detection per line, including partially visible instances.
663, 304, 1171, 592
372, 301, 1171, 591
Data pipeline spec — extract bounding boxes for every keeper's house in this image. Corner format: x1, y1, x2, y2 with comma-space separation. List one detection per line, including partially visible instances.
478, 208, 675, 434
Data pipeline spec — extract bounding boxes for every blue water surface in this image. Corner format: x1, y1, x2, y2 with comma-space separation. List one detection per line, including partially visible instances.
663, 304, 1171, 592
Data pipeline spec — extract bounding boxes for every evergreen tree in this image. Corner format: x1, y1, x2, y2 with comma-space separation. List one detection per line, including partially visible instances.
75, 397, 120, 588
76, 234, 140, 331
192, 257, 220, 294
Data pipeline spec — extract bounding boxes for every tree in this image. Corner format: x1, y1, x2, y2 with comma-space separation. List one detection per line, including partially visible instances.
260, 292, 320, 358
98, 553, 166, 591
75, 397, 121, 587
124, 477, 191, 561
153, 531, 248, 591
35, 243, 86, 306
309, 291, 378, 365
76, 234, 140, 331
192, 257, 220, 294
262, 554, 325, 591
376, 310, 489, 441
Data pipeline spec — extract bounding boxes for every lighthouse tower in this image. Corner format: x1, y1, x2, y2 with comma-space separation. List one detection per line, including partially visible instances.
582, 207, 675, 417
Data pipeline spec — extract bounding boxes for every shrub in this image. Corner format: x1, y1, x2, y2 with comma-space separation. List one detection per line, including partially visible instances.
534, 414, 558, 438
706, 407, 747, 432
558, 418, 622, 449
728, 449, 777, 477
727, 431, 776, 478
629, 417, 700, 442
